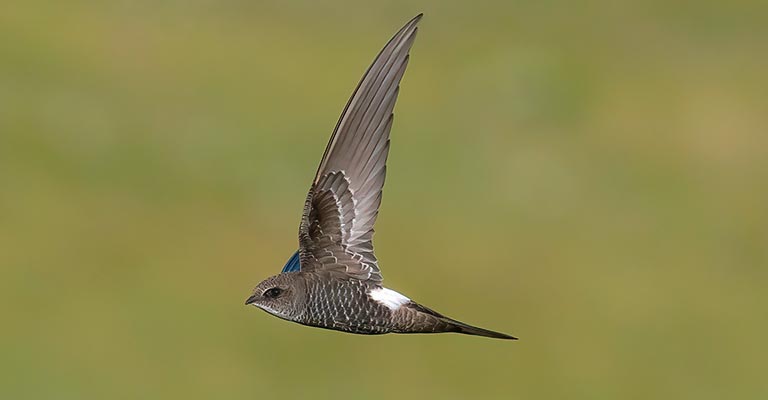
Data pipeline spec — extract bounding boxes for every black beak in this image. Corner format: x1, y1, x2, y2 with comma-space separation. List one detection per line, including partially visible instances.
244, 295, 258, 305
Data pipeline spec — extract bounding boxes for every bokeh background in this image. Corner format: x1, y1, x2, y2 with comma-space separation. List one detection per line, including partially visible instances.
2, 1, 767, 399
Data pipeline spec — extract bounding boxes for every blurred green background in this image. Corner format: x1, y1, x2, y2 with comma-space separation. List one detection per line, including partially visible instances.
2, 1, 767, 399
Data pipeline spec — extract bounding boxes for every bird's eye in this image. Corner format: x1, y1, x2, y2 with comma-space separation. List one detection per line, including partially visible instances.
263, 287, 283, 298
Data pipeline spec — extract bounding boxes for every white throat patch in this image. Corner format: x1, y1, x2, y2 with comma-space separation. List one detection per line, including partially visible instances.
254, 303, 290, 320
369, 287, 410, 310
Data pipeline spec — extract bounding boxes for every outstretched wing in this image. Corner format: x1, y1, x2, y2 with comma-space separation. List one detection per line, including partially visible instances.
294, 14, 421, 283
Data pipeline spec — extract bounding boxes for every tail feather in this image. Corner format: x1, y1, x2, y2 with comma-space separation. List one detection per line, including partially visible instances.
404, 302, 517, 340
442, 317, 518, 340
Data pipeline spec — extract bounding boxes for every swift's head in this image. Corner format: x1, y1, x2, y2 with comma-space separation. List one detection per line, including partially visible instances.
245, 274, 305, 321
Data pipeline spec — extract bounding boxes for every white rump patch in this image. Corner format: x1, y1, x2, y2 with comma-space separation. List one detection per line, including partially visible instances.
369, 287, 410, 310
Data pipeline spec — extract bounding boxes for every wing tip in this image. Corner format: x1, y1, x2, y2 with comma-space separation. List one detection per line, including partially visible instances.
399, 13, 424, 38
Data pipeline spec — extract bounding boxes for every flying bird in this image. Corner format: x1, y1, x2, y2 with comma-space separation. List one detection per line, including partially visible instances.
245, 14, 516, 340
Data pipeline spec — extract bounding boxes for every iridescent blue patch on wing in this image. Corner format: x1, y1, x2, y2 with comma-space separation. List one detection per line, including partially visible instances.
281, 250, 301, 273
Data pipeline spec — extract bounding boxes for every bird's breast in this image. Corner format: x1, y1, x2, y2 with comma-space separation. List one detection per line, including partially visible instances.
299, 278, 395, 334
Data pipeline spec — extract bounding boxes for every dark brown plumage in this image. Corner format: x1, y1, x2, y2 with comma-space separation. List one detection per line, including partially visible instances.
245, 14, 517, 340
